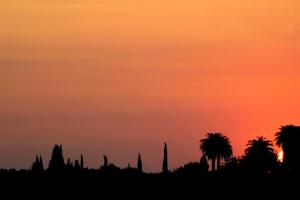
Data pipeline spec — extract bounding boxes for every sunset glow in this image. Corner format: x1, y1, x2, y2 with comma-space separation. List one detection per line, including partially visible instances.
1, 0, 300, 171
278, 151, 284, 163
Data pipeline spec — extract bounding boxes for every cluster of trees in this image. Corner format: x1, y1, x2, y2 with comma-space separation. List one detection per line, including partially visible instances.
29, 143, 170, 175
9, 124, 300, 176
199, 125, 300, 175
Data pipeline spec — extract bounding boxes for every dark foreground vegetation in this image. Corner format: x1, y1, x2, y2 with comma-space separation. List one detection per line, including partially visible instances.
0, 125, 300, 198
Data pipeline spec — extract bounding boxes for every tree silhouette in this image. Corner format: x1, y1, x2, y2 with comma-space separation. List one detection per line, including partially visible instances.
80, 154, 84, 169
199, 155, 209, 172
31, 156, 39, 171
162, 142, 168, 174
99, 155, 121, 175
103, 155, 108, 167
174, 162, 208, 176
66, 158, 73, 170
241, 136, 277, 174
74, 160, 80, 169
31, 155, 44, 172
223, 156, 241, 173
137, 153, 143, 173
275, 125, 300, 171
4, 123, 300, 182
48, 144, 65, 172
200, 133, 232, 171
39, 155, 44, 171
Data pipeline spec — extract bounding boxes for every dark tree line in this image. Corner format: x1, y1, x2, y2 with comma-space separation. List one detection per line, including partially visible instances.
6, 124, 300, 177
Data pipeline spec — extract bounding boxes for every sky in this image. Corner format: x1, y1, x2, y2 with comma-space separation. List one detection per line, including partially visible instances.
1, 0, 300, 172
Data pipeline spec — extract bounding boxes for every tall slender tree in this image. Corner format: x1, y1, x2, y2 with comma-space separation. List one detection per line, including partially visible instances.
162, 142, 168, 174
80, 154, 84, 169
103, 155, 108, 167
39, 155, 44, 171
137, 153, 143, 173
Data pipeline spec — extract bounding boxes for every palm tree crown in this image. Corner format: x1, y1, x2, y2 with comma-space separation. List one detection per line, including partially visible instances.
242, 136, 277, 173
200, 133, 232, 171
245, 136, 275, 155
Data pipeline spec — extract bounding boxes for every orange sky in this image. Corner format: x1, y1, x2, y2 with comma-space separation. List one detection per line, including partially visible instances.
1, 0, 300, 171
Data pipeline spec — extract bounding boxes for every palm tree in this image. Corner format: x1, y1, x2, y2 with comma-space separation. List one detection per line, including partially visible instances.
275, 125, 300, 169
200, 133, 233, 171
243, 136, 277, 173
245, 136, 274, 155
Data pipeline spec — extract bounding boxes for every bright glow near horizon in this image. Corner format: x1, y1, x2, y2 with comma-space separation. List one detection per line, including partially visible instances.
278, 150, 284, 163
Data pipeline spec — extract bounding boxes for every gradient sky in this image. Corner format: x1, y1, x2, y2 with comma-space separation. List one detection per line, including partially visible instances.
1, 0, 300, 171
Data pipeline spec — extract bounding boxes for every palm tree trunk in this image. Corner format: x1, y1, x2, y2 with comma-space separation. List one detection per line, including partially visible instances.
211, 158, 216, 171
217, 155, 221, 170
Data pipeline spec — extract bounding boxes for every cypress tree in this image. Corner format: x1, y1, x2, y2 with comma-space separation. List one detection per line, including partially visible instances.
163, 142, 168, 174
137, 153, 143, 173
39, 155, 44, 171
48, 144, 65, 172
31, 156, 39, 172
103, 155, 108, 167
80, 154, 84, 169
31, 155, 44, 172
